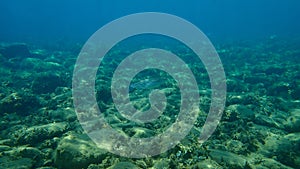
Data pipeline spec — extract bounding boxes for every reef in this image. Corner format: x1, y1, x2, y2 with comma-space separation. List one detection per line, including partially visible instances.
0, 37, 299, 168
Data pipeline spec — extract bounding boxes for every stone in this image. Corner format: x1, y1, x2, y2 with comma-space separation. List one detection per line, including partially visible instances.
0, 91, 40, 115
0, 157, 33, 169
54, 133, 108, 169
45, 107, 77, 122
0, 145, 11, 151
258, 132, 300, 168
285, 109, 300, 132
152, 159, 170, 169
107, 162, 140, 169
254, 114, 282, 128
224, 104, 255, 122
208, 149, 247, 168
13, 122, 68, 145
32, 73, 66, 94
254, 158, 293, 169
192, 159, 222, 169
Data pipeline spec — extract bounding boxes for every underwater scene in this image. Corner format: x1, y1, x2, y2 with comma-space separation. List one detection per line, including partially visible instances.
0, 1, 300, 169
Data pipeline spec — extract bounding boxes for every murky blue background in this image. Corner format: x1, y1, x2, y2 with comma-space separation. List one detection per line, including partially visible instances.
0, 0, 299, 43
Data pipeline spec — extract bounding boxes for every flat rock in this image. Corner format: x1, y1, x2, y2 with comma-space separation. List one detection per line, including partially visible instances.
254, 158, 293, 169
209, 149, 247, 168
192, 159, 222, 169
13, 122, 68, 145
107, 162, 140, 169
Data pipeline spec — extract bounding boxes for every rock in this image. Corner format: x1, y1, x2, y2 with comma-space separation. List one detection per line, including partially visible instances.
151, 159, 170, 169
285, 109, 300, 132
36, 167, 56, 169
208, 149, 247, 168
125, 127, 155, 138
30, 49, 49, 59
244, 73, 268, 85
44, 87, 73, 110
264, 66, 285, 75
0, 145, 11, 151
107, 162, 140, 169
258, 132, 300, 168
17, 146, 43, 160
0, 145, 46, 168
20, 58, 64, 72
226, 79, 248, 92
227, 95, 244, 105
254, 158, 293, 169
0, 146, 45, 168
0, 139, 13, 146
0, 157, 33, 169
0, 43, 31, 58
15, 146, 44, 166
0, 91, 40, 115
224, 104, 255, 122
254, 114, 282, 129
291, 86, 300, 100
277, 133, 300, 167
44, 107, 77, 122
54, 133, 108, 169
225, 140, 245, 154
192, 159, 222, 169
32, 73, 66, 94
267, 82, 290, 98
13, 122, 68, 145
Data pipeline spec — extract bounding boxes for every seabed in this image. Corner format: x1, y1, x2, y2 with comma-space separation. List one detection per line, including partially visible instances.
0, 37, 300, 168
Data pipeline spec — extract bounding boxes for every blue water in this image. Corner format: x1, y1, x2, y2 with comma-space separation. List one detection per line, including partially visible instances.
1, 1, 300, 168
1, 0, 300, 43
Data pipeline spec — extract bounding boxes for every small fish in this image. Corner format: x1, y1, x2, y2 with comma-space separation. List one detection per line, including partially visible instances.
129, 79, 162, 92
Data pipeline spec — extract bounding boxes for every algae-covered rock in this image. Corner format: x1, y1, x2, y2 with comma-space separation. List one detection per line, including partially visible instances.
45, 107, 77, 122
21, 57, 64, 72
32, 73, 66, 94
192, 159, 222, 169
254, 158, 293, 169
0, 91, 40, 115
258, 132, 300, 168
151, 158, 170, 169
13, 122, 68, 145
125, 127, 155, 138
107, 162, 140, 169
0, 157, 33, 169
267, 82, 291, 98
54, 133, 108, 169
291, 86, 300, 100
0, 146, 45, 168
0, 142, 10, 148
208, 149, 247, 168
275, 133, 300, 168
224, 104, 255, 122
285, 109, 300, 132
